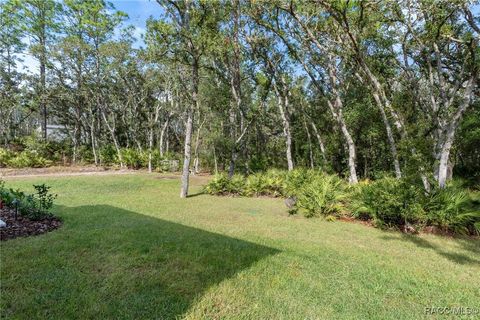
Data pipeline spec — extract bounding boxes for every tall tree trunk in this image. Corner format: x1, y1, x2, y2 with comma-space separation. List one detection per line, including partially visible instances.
101, 110, 123, 168
227, 0, 244, 177
304, 118, 314, 168
90, 117, 98, 166
193, 118, 205, 175
213, 146, 218, 174
327, 60, 358, 184
310, 121, 327, 163
371, 91, 402, 179
148, 128, 154, 173
39, 10, 47, 141
180, 110, 193, 197
159, 118, 169, 157
180, 60, 198, 198
272, 81, 294, 171
329, 99, 358, 184
436, 77, 475, 188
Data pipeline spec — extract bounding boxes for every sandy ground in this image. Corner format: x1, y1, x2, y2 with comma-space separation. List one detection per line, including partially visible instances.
0, 166, 212, 183
1, 166, 140, 178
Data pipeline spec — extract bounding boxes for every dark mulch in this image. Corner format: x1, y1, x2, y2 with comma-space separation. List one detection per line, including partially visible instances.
0, 207, 62, 241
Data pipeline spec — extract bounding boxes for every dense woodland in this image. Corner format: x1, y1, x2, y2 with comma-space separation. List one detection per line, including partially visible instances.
1, 0, 479, 197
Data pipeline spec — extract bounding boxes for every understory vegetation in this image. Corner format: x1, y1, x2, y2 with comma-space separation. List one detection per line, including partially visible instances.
205, 169, 480, 236
0, 180, 57, 220
0, 135, 178, 171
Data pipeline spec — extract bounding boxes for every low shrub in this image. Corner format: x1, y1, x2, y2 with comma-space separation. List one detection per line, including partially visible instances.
295, 173, 347, 218
282, 169, 317, 197
244, 169, 286, 197
99, 145, 118, 165
5, 150, 52, 168
204, 173, 245, 196
0, 180, 57, 220
206, 169, 348, 218
424, 185, 480, 235
121, 148, 148, 169
351, 177, 426, 229
0, 148, 13, 167
205, 170, 478, 235
351, 177, 480, 235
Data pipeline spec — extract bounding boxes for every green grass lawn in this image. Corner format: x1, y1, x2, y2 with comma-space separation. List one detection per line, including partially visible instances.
1, 173, 479, 319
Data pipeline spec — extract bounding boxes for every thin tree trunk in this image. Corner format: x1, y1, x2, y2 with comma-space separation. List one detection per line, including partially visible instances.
327, 60, 358, 184
304, 118, 314, 168
159, 116, 170, 157
101, 110, 123, 168
180, 59, 198, 198
213, 146, 218, 174
371, 91, 402, 179
310, 121, 327, 163
90, 118, 98, 166
180, 110, 193, 197
148, 128, 154, 173
193, 118, 205, 175
272, 81, 294, 171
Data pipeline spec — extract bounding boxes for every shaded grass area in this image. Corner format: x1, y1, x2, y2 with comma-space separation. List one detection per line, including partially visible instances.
1, 174, 479, 319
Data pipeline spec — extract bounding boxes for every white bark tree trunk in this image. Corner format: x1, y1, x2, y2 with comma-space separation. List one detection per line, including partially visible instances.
310, 121, 327, 163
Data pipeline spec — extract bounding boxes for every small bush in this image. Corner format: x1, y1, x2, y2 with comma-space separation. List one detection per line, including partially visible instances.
205, 174, 239, 195
5, 150, 52, 168
0, 180, 57, 220
121, 148, 148, 169
100, 145, 118, 165
283, 169, 316, 197
0, 148, 13, 167
258, 169, 286, 197
351, 177, 425, 229
424, 185, 480, 235
295, 173, 347, 217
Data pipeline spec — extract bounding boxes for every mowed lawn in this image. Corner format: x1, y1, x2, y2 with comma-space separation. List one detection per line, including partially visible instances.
1, 174, 479, 319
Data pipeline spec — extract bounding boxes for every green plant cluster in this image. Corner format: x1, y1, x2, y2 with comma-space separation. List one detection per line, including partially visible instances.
117, 148, 178, 171
206, 170, 480, 235
0, 180, 57, 220
0, 135, 180, 171
0, 148, 52, 168
350, 178, 480, 235
205, 169, 348, 217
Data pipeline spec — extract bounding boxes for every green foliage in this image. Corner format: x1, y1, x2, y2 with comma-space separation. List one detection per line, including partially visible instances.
0, 180, 57, 220
351, 177, 425, 228
295, 173, 347, 218
352, 177, 480, 235
0, 148, 13, 167
100, 145, 118, 165
204, 174, 240, 196
1, 148, 52, 168
282, 169, 317, 197
121, 148, 148, 169
206, 169, 348, 218
250, 169, 286, 197
424, 186, 480, 235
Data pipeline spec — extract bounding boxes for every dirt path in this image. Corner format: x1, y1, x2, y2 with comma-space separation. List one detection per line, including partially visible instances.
0, 166, 213, 182
0, 166, 136, 178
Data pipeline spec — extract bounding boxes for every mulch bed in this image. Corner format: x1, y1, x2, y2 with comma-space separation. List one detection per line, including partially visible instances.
0, 207, 62, 241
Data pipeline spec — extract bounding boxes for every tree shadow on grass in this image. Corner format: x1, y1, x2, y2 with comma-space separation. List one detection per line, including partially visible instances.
3, 205, 279, 319
186, 191, 204, 198
380, 233, 480, 266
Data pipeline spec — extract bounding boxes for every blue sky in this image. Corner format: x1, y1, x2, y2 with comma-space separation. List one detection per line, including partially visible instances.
112, 0, 164, 47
